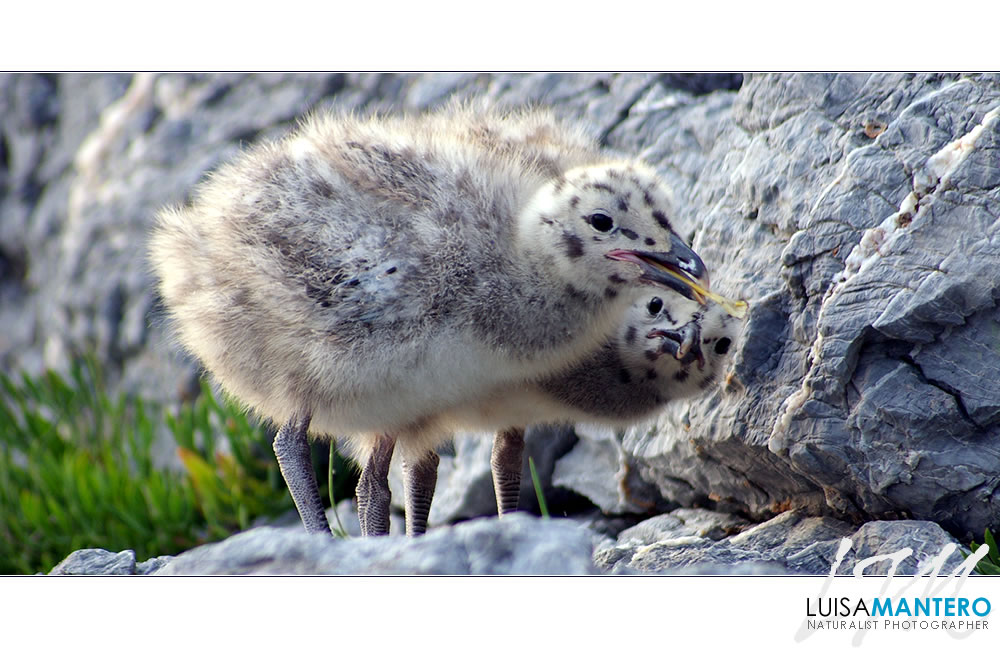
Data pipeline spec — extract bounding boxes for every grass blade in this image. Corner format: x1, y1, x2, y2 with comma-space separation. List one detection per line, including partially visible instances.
528, 456, 549, 519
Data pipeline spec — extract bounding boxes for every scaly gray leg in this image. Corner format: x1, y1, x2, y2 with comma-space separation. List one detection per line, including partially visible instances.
402, 449, 440, 536
356, 434, 396, 536
491, 427, 525, 517
272, 412, 330, 535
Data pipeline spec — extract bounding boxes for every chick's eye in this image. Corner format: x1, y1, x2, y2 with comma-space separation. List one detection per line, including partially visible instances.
646, 297, 663, 315
589, 213, 614, 233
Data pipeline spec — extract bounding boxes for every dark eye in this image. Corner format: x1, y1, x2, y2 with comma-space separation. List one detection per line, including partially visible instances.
714, 337, 732, 355
646, 297, 663, 316
589, 213, 614, 233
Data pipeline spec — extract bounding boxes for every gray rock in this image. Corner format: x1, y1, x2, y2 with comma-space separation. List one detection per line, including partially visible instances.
614, 508, 750, 546
594, 508, 759, 574
594, 508, 967, 576
44, 511, 972, 576
45, 548, 174, 576
326, 499, 367, 538
1, 74, 133, 375
552, 429, 623, 512
49, 548, 137, 575
614, 73, 1000, 539
725, 511, 858, 575
135, 555, 175, 575
388, 423, 577, 526
327, 498, 405, 537
568, 509, 643, 545
265, 499, 404, 537
552, 424, 671, 515
153, 513, 596, 575
835, 520, 967, 576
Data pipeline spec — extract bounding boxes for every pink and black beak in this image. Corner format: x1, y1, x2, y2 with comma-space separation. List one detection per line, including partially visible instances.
606, 232, 710, 302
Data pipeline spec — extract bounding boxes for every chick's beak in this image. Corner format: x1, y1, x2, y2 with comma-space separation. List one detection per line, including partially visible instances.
606, 232, 710, 303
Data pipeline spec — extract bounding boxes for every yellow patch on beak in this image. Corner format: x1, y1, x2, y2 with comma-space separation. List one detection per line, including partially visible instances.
659, 267, 749, 319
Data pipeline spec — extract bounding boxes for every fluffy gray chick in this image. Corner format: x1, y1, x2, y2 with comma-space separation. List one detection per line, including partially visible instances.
150, 103, 711, 537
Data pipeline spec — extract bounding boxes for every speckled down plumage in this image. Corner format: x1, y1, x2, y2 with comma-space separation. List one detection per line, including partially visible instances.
535, 295, 740, 424
150, 101, 726, 538
150, 103, 705, 460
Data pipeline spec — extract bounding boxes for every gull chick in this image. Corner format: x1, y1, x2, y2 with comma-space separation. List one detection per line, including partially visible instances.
150, 104, 711, 536
538, 294, 740, 422
439, 295, 741, 517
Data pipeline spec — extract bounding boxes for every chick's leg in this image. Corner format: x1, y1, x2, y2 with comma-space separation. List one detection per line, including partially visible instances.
356, 434, 396, 536
402, 449, 440, 536
273, 412, 331, 535
491, 427, 525, 516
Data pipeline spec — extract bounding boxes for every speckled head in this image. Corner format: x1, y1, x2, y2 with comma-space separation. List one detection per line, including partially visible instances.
519, 161, 709, 307
624, 293, 741, 401
537, 292, 743, 424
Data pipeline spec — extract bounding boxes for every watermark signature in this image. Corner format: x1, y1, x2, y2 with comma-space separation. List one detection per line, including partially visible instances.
795, 538, 992, 645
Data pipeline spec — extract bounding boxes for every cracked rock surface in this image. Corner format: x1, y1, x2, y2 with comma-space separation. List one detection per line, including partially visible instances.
6, 73, 999, 573
593, 509, 967, 576
741, 76, 999, 535
614, 73, 1000, 540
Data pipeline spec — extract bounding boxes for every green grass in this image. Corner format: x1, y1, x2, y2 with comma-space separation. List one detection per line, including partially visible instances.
528, 456, 549, 519
968, 528, 1000, 575
328, 442, 350, 538
0, 360, 356, 574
